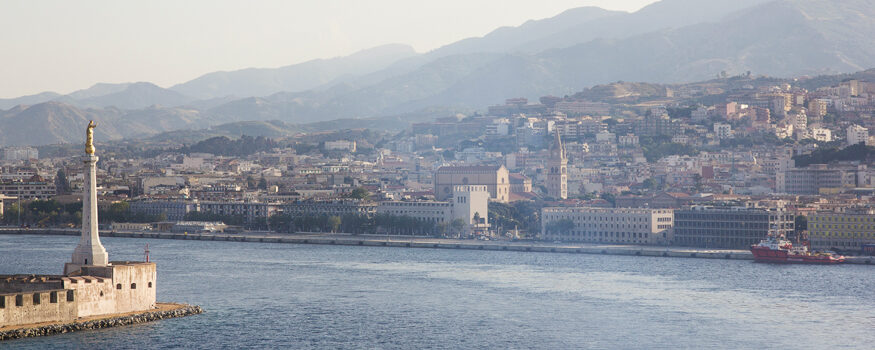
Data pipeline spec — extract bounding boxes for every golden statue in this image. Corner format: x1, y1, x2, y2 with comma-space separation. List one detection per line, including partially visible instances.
85, 120, 97, 155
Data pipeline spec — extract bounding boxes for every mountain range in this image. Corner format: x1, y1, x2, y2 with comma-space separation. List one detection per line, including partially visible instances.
1, 0, 874, 146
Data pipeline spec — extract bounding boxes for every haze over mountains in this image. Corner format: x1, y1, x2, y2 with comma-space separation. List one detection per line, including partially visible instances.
2, 0, 874, 146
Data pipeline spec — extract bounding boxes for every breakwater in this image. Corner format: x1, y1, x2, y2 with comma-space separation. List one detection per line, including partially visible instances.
0, 303, 202, 341
2, 228, 872, 264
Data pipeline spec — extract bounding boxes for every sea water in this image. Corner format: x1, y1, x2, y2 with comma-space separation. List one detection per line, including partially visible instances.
1, 235, 873, 349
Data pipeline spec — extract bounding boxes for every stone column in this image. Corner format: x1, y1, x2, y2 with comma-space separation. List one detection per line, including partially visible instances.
66, 154, 108, 274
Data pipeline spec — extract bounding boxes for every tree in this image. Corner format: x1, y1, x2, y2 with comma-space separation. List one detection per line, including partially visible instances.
55, 169, 70, 195
328, 216, 342, 233
643, 178, 659, 191
600, 192, 616, 206
546, 219, 575, 234
348, 187, 370, 200
450, 219, 467, 236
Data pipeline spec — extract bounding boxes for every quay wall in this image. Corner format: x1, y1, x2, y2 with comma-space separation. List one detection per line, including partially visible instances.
1, 228, 873, 265
0, 304, 202, 341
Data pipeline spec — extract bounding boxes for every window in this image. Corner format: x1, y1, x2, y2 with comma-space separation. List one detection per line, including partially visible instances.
67, 290, 75, 302
117, 283, 122, 290
50, 291, 58, 303
131, 283, 137, 289
16, 295, 23, 307
0, 295, 5, 309
33, 293, 40, 305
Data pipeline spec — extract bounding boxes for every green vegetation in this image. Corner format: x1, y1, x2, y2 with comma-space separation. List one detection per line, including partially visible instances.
667, 106, 695, 120
2, 200, 80, 227
1, 200, 163, 227
267, 213, 460, 236
544, 219, 574, 234
101, 201, 165, 224
792, 143, 875, 167
640, 135, 699, 162
488, 201, 542, 237
347, 187, 371, 200
55, 169, 70, 195
719, 133, 793, 148
178, 135, 277, 157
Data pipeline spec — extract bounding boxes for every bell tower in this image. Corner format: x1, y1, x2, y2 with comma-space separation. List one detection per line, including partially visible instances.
65, 121, 109, 275
547, 129, 567, 199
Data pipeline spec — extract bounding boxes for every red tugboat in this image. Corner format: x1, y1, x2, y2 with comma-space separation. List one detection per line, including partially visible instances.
750, 233, 845, 264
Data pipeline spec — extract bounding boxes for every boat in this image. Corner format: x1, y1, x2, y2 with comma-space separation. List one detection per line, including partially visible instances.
750, 233, 845, 264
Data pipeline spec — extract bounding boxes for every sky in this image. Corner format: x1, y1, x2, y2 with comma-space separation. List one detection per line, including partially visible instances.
0, 0, 657, 98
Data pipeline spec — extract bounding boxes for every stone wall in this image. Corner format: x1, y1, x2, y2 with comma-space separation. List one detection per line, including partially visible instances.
1, 262, 157, 327
1, 304, 202, 341
0, 278, 64, 294
66, 263, 157, 318
0, 290, 77, 327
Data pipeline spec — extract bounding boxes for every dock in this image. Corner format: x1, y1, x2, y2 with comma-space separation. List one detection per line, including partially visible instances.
1, 228, 872, 265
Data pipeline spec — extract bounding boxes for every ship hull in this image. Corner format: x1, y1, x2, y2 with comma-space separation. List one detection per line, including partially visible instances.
750, 247, 844, 264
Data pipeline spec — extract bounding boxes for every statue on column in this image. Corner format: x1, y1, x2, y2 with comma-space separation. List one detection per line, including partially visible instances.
85, 120, 97, 155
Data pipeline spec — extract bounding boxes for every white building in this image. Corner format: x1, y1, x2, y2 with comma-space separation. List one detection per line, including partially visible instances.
618, 134, 639, 147
378, 185, 489, 234
595, 131, 616, 143
691, 106, 709, 122
324, 140, 357, 152
713, 123, 733, 139
485, 118, 511, 136
3, 146, 38, 161
847, 124, 869, 146
790, 112, 807, 130
541, 207, 674, 245
810, 128, 832, 142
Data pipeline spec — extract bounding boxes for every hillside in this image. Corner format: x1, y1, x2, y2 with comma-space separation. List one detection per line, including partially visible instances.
170, 44, 418, 100
202, 0, 875, 123
0, 101, 209, 146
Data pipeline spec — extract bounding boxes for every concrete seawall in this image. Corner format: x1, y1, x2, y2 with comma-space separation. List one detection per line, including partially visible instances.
2, 228, 873, 265
0, 303, 202, 341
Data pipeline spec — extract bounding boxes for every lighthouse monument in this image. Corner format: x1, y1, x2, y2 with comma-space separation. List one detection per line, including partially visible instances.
65, 120, 109, 274
0, 121, 202, 338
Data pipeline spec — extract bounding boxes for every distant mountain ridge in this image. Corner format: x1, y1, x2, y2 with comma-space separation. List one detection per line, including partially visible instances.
169, 43, 418, 99
2, 0, 875, 146
202, 0, 873, 122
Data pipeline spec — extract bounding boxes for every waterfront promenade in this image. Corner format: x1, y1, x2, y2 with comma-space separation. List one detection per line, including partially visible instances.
1, 227, 872, 264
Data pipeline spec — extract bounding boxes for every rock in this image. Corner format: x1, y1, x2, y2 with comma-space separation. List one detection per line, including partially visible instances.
0, 304, 203, 341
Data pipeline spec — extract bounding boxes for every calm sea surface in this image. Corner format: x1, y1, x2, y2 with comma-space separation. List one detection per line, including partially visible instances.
1, 234, 873, 349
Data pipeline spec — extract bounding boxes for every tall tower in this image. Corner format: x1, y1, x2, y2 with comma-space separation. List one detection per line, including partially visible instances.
65, 121, 108, 275
547, 129, 567, 199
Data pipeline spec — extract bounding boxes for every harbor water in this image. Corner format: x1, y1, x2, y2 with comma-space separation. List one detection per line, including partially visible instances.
1, 234, 873, 349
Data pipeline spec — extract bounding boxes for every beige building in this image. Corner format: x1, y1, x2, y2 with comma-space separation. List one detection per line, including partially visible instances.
541, 207, 674, 245
808, 209, 875, 251
0, 176, 56, 200
434, 165, 509, 202
378, 185, 489, 234
808, 99, 828, 119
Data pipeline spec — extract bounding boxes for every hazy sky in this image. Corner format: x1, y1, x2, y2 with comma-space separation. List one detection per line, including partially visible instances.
0, 0, 656, 98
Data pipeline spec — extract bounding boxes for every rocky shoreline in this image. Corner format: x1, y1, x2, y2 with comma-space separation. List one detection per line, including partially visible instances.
0, 304, 203, 341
